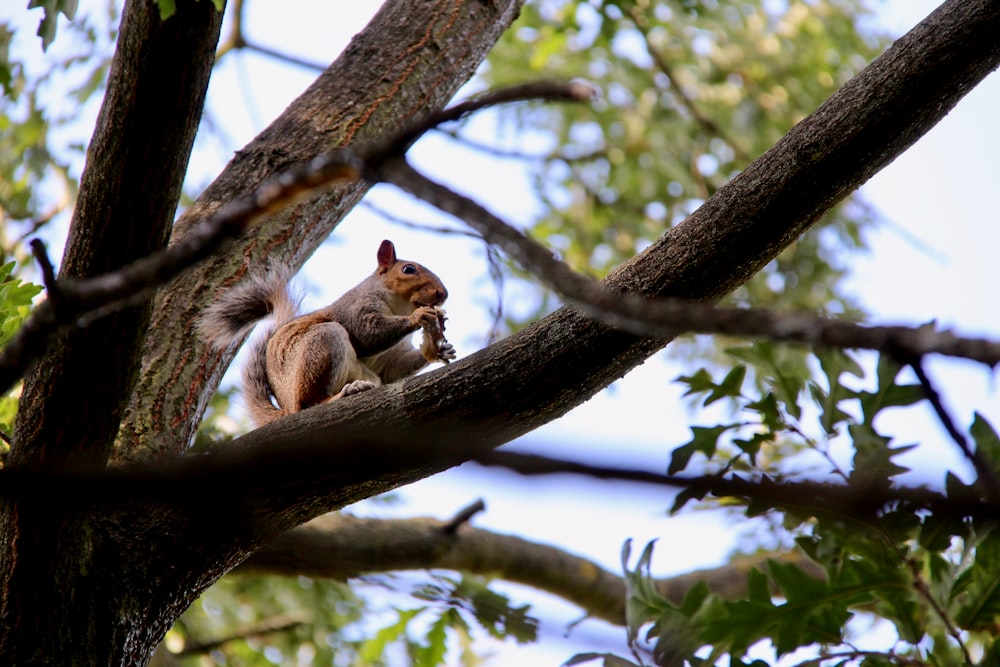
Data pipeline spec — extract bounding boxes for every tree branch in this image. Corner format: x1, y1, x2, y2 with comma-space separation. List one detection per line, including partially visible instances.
10, 0, 225, 467
238, 513, 822, 626
909, 359, 1000, 499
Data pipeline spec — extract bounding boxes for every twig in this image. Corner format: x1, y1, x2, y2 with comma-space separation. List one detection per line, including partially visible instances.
29, 239, 59, 299
470, 450, 994, 520
909, 357, 1000, 500
375, 80, 596, 158
907, 558, 973, 664
441, 498, 486, 534
174, 613, 309, 656
215, 0, 326, 72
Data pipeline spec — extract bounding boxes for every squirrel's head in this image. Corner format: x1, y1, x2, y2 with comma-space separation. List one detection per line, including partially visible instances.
376, 239, 448, 308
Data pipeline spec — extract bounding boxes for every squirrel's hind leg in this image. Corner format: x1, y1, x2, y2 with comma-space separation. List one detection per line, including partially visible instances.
268, 319, 376, 412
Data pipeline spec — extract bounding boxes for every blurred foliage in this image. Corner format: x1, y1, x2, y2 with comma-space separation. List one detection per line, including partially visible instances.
165, 574, 364, 666
576, 345, 1000, 666
2, 2, 116, 262
164, 572, 536, 666
481, 0, 887, 325
0, 260, 42, 445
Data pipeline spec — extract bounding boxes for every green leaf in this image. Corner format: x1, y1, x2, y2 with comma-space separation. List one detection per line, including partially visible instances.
460, 578, 538, 643
27, 0, 78, 50
727, 342, 806, 419
706, 365, 746, 406
155, 0, 176, 20
744, 392, 783, 432
953, 532, 1000, 631
848, 424, 912, 489
415, 610, 449, 667
676, 368, 714, 396
858, 353, 924, 424
668, 424, 731, 474
359, 608, 423, 662
971, 412, 1000, 474
669, 485, 708, 514
621, 539, 672, 644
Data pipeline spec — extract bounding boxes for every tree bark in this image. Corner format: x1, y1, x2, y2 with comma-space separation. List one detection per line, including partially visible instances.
0, 0, 224, 663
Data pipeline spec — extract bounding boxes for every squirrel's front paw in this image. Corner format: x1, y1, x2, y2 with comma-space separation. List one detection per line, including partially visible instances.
409, 306, 441, 329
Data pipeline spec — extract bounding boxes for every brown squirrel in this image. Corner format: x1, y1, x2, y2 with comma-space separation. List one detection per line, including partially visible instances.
198, 240, 455, 426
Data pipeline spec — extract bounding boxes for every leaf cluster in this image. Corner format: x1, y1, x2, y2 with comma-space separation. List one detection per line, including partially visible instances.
594, 342, 1000, 665
355, 574, 538, 667
483, 0, 887, 326
166, 574, 363, 666
3, 3, 115, 257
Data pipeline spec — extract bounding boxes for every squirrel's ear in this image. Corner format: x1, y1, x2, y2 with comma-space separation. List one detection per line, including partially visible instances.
377, 240, 397, 271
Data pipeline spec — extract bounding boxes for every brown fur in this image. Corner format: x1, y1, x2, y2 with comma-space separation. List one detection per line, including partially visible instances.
199, 240, 455, 427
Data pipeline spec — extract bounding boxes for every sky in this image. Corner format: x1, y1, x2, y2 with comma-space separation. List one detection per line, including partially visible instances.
7, 0, 1000, 663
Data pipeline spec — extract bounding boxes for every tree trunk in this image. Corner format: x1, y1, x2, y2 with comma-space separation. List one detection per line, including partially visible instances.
1, 0, 223, 662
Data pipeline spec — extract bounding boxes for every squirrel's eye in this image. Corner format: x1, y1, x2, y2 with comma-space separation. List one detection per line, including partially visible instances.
401, 264, 417, 275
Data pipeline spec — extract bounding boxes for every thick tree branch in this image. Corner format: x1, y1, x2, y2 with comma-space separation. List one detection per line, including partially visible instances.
11, 0, 224, 467
1, 0, 225, 663
239, 513, 822, 626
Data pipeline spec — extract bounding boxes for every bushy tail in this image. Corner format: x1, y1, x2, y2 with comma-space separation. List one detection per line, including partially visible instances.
197, 268, 297, 348
197, 268, 299, 427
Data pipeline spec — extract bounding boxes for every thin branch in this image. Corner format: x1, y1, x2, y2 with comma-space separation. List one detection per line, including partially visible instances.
374, 80, 596, 158
28, 239, 59, 299
471, 450, 994, 519
240, 40, 327, 73
215, 0, 326, 72
174, 613, 309, 657
906, 557, 973, 664
376, 156, 1000, 366
909, 358, 1000, 500
441, 498, 486, 534
0, 437, 993, 521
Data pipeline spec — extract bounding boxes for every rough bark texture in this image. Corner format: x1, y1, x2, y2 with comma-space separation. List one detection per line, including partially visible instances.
0, 0, 223, 663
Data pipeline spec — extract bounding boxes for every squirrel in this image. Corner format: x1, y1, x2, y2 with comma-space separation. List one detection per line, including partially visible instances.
198, 239, 455, 427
